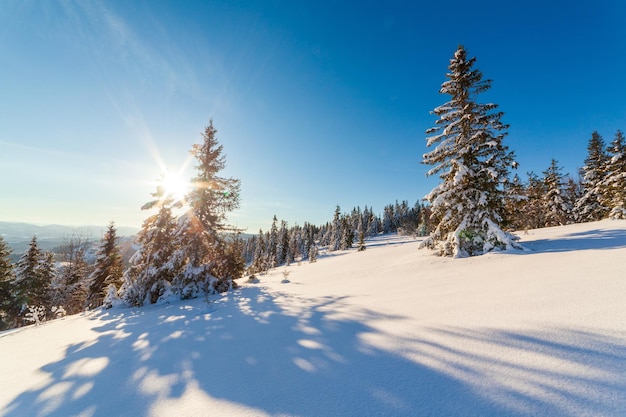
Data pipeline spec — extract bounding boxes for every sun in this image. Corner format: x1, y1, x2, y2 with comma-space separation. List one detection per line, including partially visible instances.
161, 170, 191, 201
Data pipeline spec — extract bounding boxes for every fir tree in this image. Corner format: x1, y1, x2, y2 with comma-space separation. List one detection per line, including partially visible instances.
87, 221, 124, 308
421, 45, 519, 257
576, 131, 610, 221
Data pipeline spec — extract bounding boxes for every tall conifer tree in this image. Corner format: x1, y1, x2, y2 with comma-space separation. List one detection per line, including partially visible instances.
174, 120, 242, 295
422, 45, 519, 257
576, 131, 609, 221
0, 237, 17, 330
87, 222, 123, 308
602, 130, 626, 218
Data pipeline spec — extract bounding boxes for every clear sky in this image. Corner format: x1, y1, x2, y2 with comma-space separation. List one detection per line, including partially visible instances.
1, 1, 626, 233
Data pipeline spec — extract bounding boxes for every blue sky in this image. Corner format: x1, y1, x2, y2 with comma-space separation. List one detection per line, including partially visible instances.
1, 1, 625, 233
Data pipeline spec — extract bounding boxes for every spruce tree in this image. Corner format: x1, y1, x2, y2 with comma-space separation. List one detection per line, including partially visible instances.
251, 229, 267, 274
87, 222, 124, 308
576, 131, 610, 221
602, 130, 626, 218
329, 206, 342, 252
0, 236, 18, 330
122, 187, 179, 306
174, 120, 242, 295
542, 159, 570, 226
14, 236, 53, 312
267, 215, 279, 268
421, 45, 519, 257
54, 235, 91, 315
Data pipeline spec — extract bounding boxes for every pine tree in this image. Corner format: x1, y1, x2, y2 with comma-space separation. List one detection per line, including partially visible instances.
542, 159, 570, 226
602, 130, 626, 218
87, 221, 124, 308
421, 45, 519, 257
175, 120, 242, 295
576, 131, 610, 221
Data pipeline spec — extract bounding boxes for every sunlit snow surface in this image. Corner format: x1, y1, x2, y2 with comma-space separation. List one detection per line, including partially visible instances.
1, 220, 626, 417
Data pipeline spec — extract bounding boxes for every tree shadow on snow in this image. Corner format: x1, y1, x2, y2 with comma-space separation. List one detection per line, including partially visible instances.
3, 288, 626, 417
518, 228, 626, 253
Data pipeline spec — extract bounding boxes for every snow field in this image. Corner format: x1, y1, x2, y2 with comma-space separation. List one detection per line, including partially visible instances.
1, 220, 625, 416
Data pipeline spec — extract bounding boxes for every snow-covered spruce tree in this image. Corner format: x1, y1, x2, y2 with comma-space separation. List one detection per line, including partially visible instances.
340, 215, 353, 250
328, 206, 342, 252
421, 45, 520, 257
502, 174, 527, 231
173, 120, 242, 296
542, 159, 570, 226
267, 215, 278, 268
576, 131, 610, 222
276, 219, 289, 266
601, 130, 626, 218
564, 175, 583, 223
53, 234, 91, 315
250, 229, 268, 274
121, 186, 179, 306
13, 236, 54, 320
0, 236, 18, 330
87, 221, 124, 308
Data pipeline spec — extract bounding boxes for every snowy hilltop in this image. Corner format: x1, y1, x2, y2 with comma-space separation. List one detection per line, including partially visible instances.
1, 219, 626, 417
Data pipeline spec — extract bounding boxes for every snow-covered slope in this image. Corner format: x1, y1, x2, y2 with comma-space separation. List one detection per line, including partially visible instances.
2, 220, 626, 417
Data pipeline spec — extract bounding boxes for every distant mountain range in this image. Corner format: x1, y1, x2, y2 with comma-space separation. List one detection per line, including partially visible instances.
0, 221, 139, 257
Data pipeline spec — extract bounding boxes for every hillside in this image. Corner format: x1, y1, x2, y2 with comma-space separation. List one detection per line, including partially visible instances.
1, 220, 625, 417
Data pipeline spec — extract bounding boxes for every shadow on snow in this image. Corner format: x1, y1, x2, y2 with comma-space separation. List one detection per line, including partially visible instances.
517, 228, 626, 253
3, 287, 626, 417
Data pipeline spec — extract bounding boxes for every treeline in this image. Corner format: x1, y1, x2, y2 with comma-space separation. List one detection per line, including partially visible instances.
243, 201, 428, 274
1, 120, 624, 329
0, 224, 122, 329
503, 130, 626, 230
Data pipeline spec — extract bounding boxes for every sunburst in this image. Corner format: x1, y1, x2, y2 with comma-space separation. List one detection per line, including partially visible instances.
161, 169, 191, 202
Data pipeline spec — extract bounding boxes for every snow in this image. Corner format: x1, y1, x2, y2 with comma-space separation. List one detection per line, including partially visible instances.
2, 220, 626, 416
